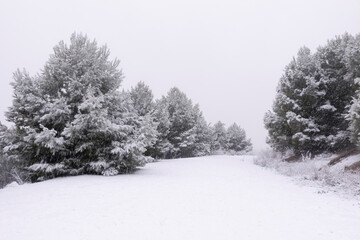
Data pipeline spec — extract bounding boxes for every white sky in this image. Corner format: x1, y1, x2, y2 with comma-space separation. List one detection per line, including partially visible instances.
1, 0, 360, 150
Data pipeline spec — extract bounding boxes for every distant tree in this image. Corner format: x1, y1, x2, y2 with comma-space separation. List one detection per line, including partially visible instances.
152, 87, 211, 158
189, 105, 212, 157
128, 81, 159, 156
129, 81, 155, 116
148, 98, 172, 159
211, 121, 227, 153
161, 87, 196, 158
226, 123, 252, 153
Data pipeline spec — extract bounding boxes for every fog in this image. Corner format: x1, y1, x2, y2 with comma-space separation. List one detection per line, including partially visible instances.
1, 0, 360, 150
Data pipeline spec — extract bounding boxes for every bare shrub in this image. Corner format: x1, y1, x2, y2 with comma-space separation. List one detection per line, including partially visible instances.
0, 156, 28, 188
254, 149, 360, 197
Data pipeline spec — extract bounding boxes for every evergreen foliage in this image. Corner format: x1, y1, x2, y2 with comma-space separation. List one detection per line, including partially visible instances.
0, 123, 28, 187
2, 33, 253, 184
345, 34, 360, 144
5, 34, 150, 181
128, 81, 159, 156
148, 98, 173, 159
211, 121, 228, 153
129, 81, 155, 116
226, 123, 252, 153
265, 33, 360, 155
0, 123, 12, 188
152, 87, 212, 158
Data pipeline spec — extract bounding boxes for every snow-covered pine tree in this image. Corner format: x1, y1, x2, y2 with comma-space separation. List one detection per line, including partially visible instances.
129, 81, 159, 156
103, 91, 157, 173
226, 123, 252, 154
347, 78, 360, 143
5, 69, 60, 178
129, 81, 155, 116
0, 122, 29, 187
163, 87, 196, 158
211, 121, 228, 153
345, 34, 360, 143
0, 123, 12, 188
149, 99, 173, 159
264, 47, 322, 154
152, 87, 211, 158
313, 33, 355, 151
188, 105, 212, 157
265, 33, 358, 155
61, 88, 117, 175
5, 33, 152, 181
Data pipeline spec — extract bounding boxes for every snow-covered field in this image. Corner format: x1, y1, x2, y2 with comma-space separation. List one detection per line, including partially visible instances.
1, 155, 359, 240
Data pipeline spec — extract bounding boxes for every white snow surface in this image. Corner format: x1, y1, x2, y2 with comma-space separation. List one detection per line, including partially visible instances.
1, 155, 360, 240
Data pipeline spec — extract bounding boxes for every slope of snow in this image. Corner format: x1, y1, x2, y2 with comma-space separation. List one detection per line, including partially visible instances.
0, 155, 359, 240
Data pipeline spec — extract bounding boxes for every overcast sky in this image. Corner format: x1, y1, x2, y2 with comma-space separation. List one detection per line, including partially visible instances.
1, 0, 360, 150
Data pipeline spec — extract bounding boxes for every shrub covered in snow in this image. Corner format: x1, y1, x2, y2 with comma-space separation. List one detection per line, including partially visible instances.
0, 123, 29, 187
254, 149, 360, 196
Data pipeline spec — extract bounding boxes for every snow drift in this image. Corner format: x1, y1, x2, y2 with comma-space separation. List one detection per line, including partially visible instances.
0, 155, 359, 240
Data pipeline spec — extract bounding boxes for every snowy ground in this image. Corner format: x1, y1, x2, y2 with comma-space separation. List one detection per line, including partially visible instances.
254, 150, 360, 197
1, 155, 360, 240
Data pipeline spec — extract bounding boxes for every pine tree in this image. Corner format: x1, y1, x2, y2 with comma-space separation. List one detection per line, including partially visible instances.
265, 34, 358, 155
0, 123, 12, 187
211, 121, 227, 153
0, 123, 29, 187
265, 47, 322, 154
5, 33, 152, 181
183, 104, 212, 157
149, 99, 172, 159
129, 81, 155, 116
347, 78, 360, 143
226, 123, 252, 154
129, 81, 159, 156
193, 113, 212, 156
345, 34, 360, 143
313, 34, 355, 151
164, 87, 196, 158
152, 87, 211, 158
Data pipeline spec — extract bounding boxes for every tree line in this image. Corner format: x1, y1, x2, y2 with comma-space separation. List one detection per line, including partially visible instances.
0, 33, 252, 187
265, 33, 360, 156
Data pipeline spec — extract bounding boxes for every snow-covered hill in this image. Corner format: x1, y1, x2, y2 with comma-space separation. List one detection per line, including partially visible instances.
1, 155, 359, 240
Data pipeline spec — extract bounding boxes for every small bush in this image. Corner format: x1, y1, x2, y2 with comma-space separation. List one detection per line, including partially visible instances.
254, 149, 360, 197
0, 155, 28, 188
